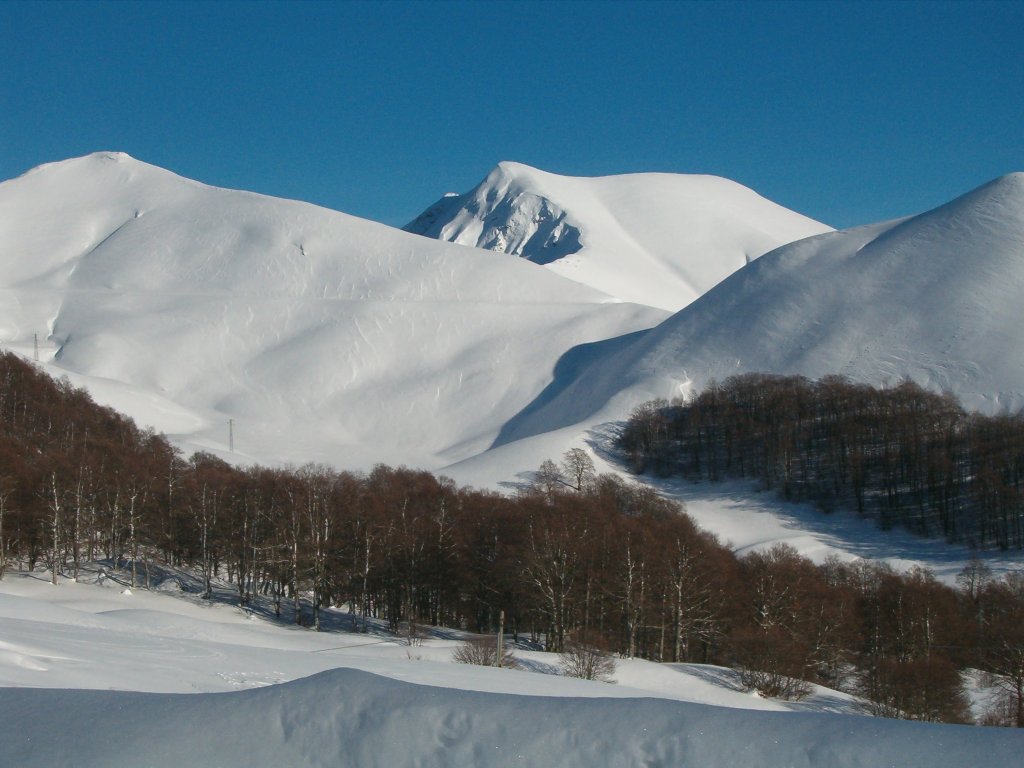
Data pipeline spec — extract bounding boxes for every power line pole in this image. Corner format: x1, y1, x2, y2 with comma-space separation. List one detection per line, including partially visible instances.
33, 333, 39, 362
228, 419, 234, 453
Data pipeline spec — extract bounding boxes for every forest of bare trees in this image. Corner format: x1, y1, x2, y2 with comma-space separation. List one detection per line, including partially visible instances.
2, 352, 1023, 725
619, 373, 1024, 549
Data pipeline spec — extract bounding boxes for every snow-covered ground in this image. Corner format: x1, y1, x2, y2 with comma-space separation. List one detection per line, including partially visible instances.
656, 478, 1024, 583
0, 564, 836, 707
2, 566, 1020, 767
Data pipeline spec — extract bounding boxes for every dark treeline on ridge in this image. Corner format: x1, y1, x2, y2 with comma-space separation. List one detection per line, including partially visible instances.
2, 351, 1023, 726
620, 373, 1024, 550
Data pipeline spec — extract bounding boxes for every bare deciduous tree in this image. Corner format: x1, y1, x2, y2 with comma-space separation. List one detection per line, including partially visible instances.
452, 635, 518, 668
559, 638, 616, 682
561, 448, 595, 493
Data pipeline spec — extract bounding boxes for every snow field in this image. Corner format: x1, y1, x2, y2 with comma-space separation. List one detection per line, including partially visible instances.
2, 568, 1019, 768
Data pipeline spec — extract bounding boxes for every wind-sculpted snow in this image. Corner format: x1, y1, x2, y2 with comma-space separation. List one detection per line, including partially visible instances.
405, 161, 832, 311
0, 152, 667, 468
2, 668, 1019, 768
498, 171, 1024, 448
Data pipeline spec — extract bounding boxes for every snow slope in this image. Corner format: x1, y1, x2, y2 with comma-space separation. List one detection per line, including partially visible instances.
2, 570, 1020, 768
441, 172, 1024, 569
491, 171, 1024, 449
7, 668, 1020, 768
0, 153, 667, 469
0, 568, 822, 708
405, 161, 832, 311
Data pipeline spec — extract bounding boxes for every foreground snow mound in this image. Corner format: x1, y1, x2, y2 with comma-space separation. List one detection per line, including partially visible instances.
499, 171, 1024, 445
2, 668, 1018, 768
0, 152, 666, 468
405, 161, 832, 311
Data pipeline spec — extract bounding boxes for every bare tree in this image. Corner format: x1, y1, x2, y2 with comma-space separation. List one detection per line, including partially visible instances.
560, 637, 616, 682
0, 478, 11, 580
525, 504, 584, 653
47, 471, 64, 585
561, 448, 596, 493
532, 459, 565, 496
452, 635, 518, 668
979, 573, 1024, 727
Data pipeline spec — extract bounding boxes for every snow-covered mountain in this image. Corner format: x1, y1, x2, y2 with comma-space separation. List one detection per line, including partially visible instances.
6, 152, 1024, 502
404, 161, 832, 311
491, 172, 1024, 453
0, 152, 667, 469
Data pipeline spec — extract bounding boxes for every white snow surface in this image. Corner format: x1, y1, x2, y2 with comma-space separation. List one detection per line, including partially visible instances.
1, 569, 1019, 767
405, 161, 832, 311
0, 152, 667, 469
492, 171, 1024, 448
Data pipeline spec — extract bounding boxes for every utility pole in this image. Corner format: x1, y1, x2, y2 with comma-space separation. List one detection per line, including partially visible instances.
33, 333, 39, 362
228, 419, 234, 453
496, 609, 505, 668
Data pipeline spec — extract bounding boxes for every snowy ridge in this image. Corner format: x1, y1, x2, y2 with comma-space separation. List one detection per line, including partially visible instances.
491, 171, 1024, 451
405, 161, 832, 311
4, 667, 1017, 768
0, 152, 667, 469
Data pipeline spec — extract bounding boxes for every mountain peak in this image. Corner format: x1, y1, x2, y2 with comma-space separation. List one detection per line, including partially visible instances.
90, 150, 136, 163
492, 160, 535, 177
405, 164, 830, 311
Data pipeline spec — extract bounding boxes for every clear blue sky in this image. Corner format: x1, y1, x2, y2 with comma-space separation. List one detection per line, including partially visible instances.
3, 0, 1022, 229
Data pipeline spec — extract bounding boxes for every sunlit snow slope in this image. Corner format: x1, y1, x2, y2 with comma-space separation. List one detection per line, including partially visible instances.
0, 152, 667, 469
495, 171, 1024, 449
405, 161, 831, 311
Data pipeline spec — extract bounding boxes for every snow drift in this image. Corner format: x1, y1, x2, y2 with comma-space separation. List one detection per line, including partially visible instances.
3, 668, 1019, 768
405, 161, 832, 311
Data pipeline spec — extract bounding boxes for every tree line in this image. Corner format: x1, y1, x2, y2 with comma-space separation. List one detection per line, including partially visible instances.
620, 373, 1024, 549
1, 352, 1022, 725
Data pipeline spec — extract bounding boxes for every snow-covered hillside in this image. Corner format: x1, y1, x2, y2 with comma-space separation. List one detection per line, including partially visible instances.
6, 153, 1024, 561
405, 161, 831, 311
2, 569, 1020, 768
489, 171, 1024, 451
0, 152, 667, 469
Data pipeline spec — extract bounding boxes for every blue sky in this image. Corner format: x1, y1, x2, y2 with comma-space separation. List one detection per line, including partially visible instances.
3, 0, 1022, 229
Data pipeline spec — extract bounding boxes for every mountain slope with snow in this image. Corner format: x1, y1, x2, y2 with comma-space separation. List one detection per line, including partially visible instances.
491, 172, 1024, 452
405, 162, 832, 311
0, 152, 667, 469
